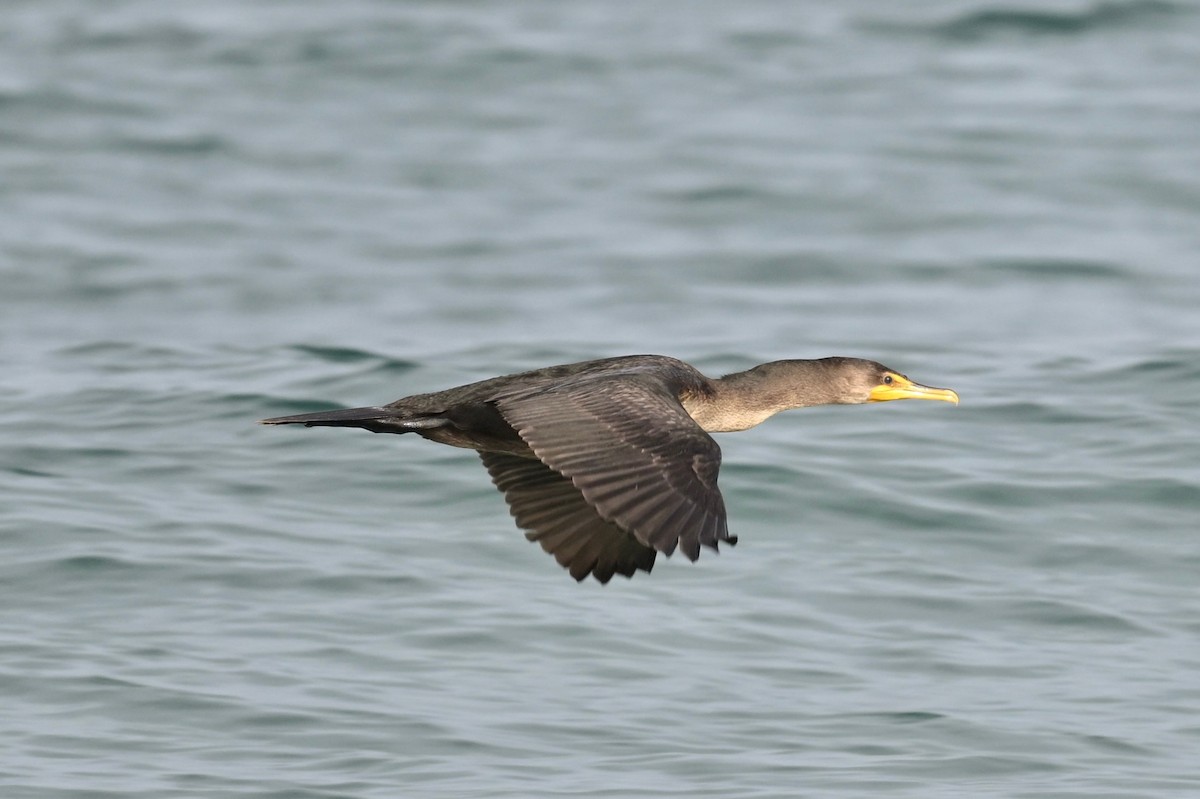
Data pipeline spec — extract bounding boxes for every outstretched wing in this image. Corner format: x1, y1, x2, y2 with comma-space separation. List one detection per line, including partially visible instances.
480, 452, 656, 582
493, 374, 734, 563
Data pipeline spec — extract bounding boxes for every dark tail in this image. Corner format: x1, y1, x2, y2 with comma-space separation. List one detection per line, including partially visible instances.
260, 406, 391, 426
259, 406, 442, 434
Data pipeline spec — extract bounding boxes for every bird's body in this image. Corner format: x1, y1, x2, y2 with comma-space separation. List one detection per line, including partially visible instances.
261, 355, 958, 582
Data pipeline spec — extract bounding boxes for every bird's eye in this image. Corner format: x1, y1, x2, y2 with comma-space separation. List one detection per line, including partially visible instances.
883, 375, 894, 385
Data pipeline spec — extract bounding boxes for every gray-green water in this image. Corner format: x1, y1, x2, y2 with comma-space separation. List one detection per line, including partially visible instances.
3, 2, 1200, 797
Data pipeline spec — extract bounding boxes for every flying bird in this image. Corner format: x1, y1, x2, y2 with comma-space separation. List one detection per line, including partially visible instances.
261, 355, 958, 582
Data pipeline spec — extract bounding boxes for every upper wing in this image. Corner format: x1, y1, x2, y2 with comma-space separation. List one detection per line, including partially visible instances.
492, 374, 735, 562
480, 451, 657, 582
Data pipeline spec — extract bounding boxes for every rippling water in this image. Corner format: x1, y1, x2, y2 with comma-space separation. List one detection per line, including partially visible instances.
3, 2, 1199, 797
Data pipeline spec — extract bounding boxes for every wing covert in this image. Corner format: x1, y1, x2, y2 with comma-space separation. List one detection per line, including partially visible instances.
493, 375, 735, 562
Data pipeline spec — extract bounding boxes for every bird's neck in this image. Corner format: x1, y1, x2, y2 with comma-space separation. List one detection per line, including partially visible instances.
682, 360, 855, 433
681, 365, 799, 433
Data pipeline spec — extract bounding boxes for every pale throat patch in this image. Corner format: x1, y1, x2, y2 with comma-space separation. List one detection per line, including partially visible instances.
681, 394, 779, 433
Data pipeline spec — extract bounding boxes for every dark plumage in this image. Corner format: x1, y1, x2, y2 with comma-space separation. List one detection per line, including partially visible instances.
261, 355, 958, 582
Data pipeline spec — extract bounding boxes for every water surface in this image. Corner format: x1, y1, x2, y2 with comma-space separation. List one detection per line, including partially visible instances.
3, 2, 1199, 797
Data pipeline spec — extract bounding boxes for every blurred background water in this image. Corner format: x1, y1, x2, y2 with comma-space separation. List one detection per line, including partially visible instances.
2, 1, 1199, 797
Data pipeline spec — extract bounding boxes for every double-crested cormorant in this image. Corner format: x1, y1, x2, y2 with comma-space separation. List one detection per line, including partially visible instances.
261, 355, 958, 582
